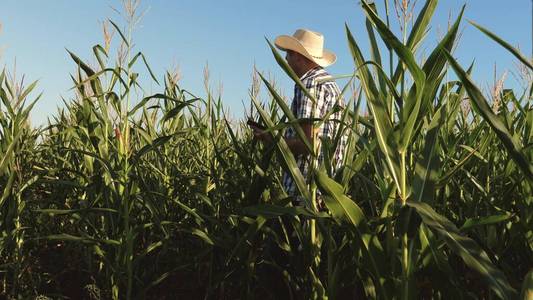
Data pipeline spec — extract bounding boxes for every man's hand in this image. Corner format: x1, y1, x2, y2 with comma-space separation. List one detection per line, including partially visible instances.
250, 122, 315, 157
250, 125, 272, 144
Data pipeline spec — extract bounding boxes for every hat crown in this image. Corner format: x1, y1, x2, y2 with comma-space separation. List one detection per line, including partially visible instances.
293, 29, 324, 57
274, 28, 336, 66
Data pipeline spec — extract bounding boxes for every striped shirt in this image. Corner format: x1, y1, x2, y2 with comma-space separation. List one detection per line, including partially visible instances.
282, 66, 347, 205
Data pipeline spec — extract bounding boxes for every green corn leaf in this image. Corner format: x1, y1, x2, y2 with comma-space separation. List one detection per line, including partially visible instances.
190, 229, 215, 246
423, 6, 465, 82
364, 61, 402, 103
345, 24, 380, 98
408, 201, 518, 299
243, 140, 277, 205
250, 93, 312, 206
108, 19, 130, 47
419, 5, 465, 120
40, 234, 93, 244
405, 0, 438, 50
346, 24, 401, 192
412, 104, 445, 203
129, 93, 185, 116
161, 100, 197, 123
0, 87, 16, 118
444, 50, 533, 183
362, 1, 428, 153
135, 241, 163, 261
362, 1, 427, 153
243, 204, 327, 219
61, 147, 118, 179
70, 68, 120, 91
401, 87, 424, 151
460, 214, 513, 231
128, 52, 160, 84
436, 142, 481, 187
92, 44, 109, 70
521, 270, 533, 300
18, 80, 39, 105
314, 169, 365, 227
40, 234, 121, 246
35, 208, 118, 215
0, 69, 5, 86
314, 169, 390, 299
226, 216, 266, 264
223, 117, 248, 164
364, 2, 388, 99
333, 85, 360, 161
67, 49, 96, 76
142, 264, 192, 293
0, 129, 23, 176
257, 72, 313, 155
361, 1, 426, 85
265, 38, 316, 103
131, 134, 178, 166
0, 172, 15, 208
390, 0, 439, 84
470, 21, 533, 71
418, 223, 451, 272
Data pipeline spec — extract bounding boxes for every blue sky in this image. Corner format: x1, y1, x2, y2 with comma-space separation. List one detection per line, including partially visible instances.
0, 0, 531, 125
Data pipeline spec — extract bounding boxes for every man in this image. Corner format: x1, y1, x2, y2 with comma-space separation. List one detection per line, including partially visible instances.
251, 28, 346, 207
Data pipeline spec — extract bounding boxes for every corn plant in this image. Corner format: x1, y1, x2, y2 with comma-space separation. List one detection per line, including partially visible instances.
0, 0, 532, 299
0, 70, 40, 295
245, 0, 532, 299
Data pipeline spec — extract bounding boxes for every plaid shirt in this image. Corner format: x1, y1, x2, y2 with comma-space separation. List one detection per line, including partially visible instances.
282, 66, 347, 205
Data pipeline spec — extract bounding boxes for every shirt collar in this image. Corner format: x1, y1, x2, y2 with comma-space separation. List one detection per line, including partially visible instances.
299, 66, 323, 81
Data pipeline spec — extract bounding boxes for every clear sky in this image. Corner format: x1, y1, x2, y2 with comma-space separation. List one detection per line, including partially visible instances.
0, 0, 531, 125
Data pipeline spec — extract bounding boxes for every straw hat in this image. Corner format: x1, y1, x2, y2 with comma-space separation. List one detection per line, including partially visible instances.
274, 29, 336, 67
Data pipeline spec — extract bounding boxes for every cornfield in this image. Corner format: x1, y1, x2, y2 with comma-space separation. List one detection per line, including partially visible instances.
0, 0, 532, 299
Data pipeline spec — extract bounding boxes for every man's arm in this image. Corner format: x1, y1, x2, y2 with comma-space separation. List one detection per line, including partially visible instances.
251, 122, 314, 156
285, 122, 313, 156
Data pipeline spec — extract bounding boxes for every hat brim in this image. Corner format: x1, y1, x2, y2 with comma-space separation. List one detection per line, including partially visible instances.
274, 35, 336, 67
